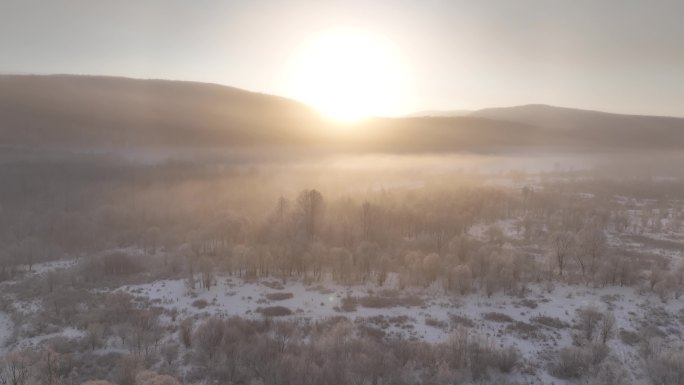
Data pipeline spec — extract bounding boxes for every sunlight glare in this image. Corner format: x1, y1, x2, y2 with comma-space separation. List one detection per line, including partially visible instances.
284, 28, 408, 123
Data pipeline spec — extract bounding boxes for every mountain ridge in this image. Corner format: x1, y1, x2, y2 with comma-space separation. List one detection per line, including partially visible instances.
2, 74, 684, 154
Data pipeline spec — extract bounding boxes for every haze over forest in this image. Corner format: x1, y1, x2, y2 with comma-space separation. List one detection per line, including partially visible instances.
3, 2, 684, 385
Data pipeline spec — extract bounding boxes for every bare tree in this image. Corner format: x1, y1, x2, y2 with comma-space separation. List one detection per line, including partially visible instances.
179, 318, 193, 348
194, 316, 225, 362
577, 223, 607, 281
85, 323, 104, 351
0, 352, 30, 385
296, 189, 324, 241
113, 354, 140, 385
40, 349, 61, 385
199, 257, 214, 290
161, 342, 179, 367
361, 201, 373, 242
17, 237, 41, 272
451, 264, 472, 295
550, 231, 576, 278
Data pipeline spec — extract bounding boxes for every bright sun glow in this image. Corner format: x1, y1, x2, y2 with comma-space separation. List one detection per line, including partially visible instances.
285, 28, 408, 123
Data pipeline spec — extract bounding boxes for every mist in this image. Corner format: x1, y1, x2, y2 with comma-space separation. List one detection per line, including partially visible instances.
2, 15, 684, 385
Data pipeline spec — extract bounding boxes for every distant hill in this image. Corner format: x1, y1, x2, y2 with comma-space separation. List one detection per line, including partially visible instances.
0, 75, 329, 149
0, 75, 541, 154
471, 104, 684, 150
2, 75, 684, 155
404, 110, 472, 118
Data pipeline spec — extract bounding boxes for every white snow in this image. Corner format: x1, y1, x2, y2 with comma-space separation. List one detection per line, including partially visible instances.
12, 327, 85, 351
20, 259, 79, 277
115, 273, 684, 376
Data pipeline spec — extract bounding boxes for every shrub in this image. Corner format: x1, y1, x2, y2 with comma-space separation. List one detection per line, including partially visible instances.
365, 315, 390, 329
619, 329, 640, 346
101, 251, 142, 276
388, 315, 411, 325
646, 350, 684, 385
531, 315, 568, 329
449, 314, 475, 328
261, 281, 285, 290
577, 305, 604, 341
594, 358, 631, 385
357, 324, 386, 340
467, 338, 521, 379
46, 336, 80, 354
191, 299, 208, 309
425, 317, 448, 329
136, 370, 181, 385
482, 312, 514, 323
358, 294, 424, 308
552, 346, 588, 378
257, 306, 292, 317
307, 285, 334, 294
506, 321, 541, 340
179, 318, 193, 347
493, 346, 520, 373
334, 296, 357, 312
517, 299, 538, 309
265, 292, 294, 301
552, 343, 608, 379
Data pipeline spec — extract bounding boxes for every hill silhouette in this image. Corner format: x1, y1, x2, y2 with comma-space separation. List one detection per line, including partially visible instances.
2, 75, 684, 154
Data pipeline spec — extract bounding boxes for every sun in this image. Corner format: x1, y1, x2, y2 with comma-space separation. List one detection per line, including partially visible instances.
284, 28, 408, 123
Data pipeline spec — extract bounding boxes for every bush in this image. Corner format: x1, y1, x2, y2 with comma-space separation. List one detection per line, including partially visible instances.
531, 315, 568, 329
191, 299, 209, 309
619, 329, 640, 346
365, 315, 390, 329
646, 350, 684, 385
449, 314, 475, 328
261, 280, 285, 290
46, 335, 81, 354
493, 346, 520, 373
257, 306, 292, 317
506, 321, 541, 340
358, 294, 424, 308
265, 292, 294, 301
334, 296, 357, 312
552, 346, 588, 378
425, 317, 448, 329
577, 305, 603, 341
482, 312, 514, 323
516, 299, 538, 309
467, 338, 521, 379
357, 324, 386, 340
388, 315, 411, 325
101, 251, 142, 276
594, 358, 631, 385
552, 343, 608, 379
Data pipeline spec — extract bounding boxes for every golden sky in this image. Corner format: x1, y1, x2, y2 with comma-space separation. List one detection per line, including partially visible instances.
1, 0, 683, 117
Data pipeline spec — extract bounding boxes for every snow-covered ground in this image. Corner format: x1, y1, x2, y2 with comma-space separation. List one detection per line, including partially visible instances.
12, 327, 84, 351
115, 273, 684, 383
20, 259, 79, 277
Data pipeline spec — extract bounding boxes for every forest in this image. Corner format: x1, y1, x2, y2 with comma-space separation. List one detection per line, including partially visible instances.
1, 153, 684, 385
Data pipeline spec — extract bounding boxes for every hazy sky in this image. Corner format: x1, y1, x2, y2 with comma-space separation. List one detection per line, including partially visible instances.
1, 0, 683, 116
